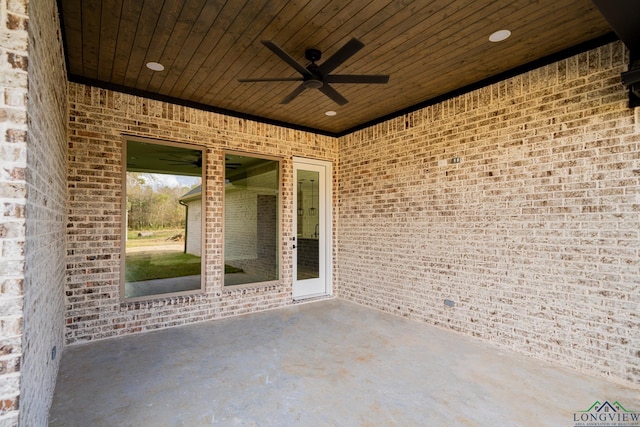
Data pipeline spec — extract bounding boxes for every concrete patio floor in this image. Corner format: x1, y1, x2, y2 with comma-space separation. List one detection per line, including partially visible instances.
49, 299, 639, 426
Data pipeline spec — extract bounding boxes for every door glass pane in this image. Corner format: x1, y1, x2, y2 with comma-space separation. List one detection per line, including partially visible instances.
296, 169, 320, 280
224, 154, 279, 286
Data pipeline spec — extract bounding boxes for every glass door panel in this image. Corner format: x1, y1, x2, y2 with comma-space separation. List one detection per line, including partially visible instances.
296, 170, 320, 280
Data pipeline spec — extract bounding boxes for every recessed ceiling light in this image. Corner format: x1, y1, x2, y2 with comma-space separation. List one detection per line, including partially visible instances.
325, 110, 337, 116
489, 29, 511, 43
146, 62, 165, 71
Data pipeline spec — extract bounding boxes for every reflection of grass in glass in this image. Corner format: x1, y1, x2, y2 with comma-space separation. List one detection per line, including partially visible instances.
126, 251, 200, 282
225, 265, 244, 274
126, 251, 245, 282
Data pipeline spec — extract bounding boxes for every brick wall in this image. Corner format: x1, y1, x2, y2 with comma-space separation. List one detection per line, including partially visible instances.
65, 84, 337, 344
0, 0, 66, 424
19, 0, 68, 424
0, 0, 28, 422
337, 41, 640, 388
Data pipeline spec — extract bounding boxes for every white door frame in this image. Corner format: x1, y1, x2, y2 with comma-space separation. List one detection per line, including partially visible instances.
292, 157, 333, 300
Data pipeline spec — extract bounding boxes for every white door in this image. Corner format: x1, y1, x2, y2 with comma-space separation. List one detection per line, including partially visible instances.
292, 158, 332, 300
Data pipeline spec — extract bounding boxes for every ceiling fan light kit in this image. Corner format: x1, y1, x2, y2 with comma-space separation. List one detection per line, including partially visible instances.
238, 38, 390, 105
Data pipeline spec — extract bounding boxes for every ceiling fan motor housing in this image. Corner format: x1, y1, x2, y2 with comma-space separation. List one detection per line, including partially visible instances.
303, 48, 324, 88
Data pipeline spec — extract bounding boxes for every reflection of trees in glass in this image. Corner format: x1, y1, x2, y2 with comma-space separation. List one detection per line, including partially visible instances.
126, 172, 192, 230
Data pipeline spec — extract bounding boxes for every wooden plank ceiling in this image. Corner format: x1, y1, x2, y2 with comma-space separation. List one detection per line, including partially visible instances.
59, 0, 613, 135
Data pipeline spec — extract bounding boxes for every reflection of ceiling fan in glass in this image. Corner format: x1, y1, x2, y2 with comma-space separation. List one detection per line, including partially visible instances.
160, 151, 202, 168
225, 157, 242, 169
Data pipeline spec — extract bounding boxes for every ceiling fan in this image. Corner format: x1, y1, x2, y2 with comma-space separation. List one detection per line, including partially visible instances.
238, 38, 389, 105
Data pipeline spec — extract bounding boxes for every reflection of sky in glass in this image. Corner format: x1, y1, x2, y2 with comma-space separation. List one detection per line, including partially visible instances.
140, 173, 201, 189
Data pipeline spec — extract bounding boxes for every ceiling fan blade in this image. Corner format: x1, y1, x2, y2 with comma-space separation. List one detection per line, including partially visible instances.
319, 84, 348, 105
327, 74, 389, 84
317, 38, 365, 75
280, 84, 307, 104
238, 77, 303, 83
262, 40, 311, 77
